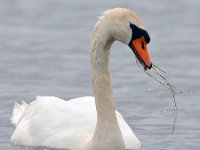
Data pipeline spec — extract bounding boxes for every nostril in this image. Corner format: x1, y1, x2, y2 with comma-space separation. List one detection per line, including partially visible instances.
141, 41, 145, 50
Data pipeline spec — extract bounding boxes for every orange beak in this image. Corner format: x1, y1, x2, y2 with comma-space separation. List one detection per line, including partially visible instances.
129, 36, 152, 70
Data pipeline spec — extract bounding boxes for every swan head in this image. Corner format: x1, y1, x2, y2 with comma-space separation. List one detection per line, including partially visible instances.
95, 8, 152, 70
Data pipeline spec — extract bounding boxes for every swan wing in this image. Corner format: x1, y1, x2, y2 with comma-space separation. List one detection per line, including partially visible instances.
11, 96, 96, 149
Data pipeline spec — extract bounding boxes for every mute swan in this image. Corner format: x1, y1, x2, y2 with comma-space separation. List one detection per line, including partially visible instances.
11, 8, 152, 150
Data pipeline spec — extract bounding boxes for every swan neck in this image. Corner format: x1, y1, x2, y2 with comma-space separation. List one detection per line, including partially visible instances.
89, 32, 125, 149
91, 41, 116, 122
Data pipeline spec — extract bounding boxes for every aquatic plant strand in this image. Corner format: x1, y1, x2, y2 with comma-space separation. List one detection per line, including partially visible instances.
136, 59, 177, 133
152, 66, 177, 107
152, 64, 177, 133
152, 63, 169, 74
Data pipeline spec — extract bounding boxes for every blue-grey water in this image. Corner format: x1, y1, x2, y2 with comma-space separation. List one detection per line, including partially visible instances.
0, 0, 200, 149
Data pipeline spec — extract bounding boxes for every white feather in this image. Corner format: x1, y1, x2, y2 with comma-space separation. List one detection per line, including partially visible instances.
11, 101, 29, 125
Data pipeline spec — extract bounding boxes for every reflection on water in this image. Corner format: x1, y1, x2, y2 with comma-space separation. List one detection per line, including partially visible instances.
0, 0, 200, 149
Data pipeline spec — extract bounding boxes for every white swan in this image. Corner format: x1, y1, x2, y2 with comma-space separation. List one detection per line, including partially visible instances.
11, 8, 152, 150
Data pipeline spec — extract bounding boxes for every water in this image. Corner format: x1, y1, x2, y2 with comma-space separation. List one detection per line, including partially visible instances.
0, 0, 200, 149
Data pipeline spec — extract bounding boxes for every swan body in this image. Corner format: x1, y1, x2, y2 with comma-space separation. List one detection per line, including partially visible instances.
11, 96, 140, 149
11, 8, 152, 150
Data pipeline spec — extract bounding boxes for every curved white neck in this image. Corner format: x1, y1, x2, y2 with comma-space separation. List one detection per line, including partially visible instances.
89, 28, 125, 150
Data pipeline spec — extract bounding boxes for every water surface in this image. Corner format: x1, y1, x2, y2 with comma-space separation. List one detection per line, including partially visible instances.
0, 0, 200, 149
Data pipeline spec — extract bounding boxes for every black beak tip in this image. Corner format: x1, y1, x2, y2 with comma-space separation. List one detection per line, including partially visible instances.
144, 63, 152, 71
148, 63, 152, 69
